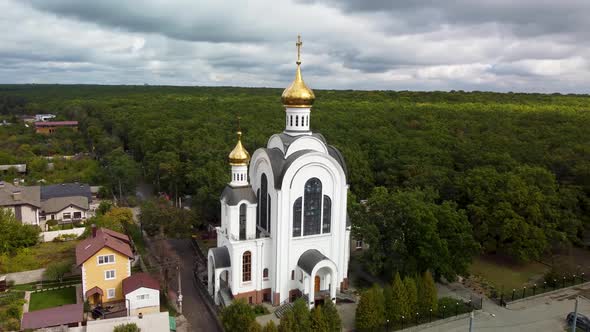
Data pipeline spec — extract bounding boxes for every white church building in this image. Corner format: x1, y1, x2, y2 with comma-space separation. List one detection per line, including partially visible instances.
207, 37, 351, 308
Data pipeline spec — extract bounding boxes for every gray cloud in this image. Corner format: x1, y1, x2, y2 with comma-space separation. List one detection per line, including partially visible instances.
0, 0, 588, 93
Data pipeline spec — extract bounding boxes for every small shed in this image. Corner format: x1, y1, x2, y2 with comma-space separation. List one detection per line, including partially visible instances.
123, 273, 161, 316
21, 303, 83, 330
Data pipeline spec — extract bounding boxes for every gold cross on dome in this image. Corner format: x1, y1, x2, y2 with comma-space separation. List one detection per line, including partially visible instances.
236, 115, 242, 135
296, 35, 302, 64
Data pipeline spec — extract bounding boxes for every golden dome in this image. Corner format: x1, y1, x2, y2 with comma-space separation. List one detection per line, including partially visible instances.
228, 131, 250, 166
281, 35, 315, 108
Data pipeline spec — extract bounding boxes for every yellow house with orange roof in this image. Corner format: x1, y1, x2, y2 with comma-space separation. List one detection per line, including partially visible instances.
76, 226, 134, 305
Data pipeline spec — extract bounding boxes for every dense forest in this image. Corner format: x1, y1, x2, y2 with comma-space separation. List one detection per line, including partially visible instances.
1, 84, 589, 279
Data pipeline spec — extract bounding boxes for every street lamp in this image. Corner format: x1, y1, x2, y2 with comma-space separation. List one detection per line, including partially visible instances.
401, 316, 405, 329
416, 312, 419, 324
442, 305, 446, 318
429, 308, 433, 322
522, 286, 526, 298
455, 302, 459, 316
386, 319, 389, 332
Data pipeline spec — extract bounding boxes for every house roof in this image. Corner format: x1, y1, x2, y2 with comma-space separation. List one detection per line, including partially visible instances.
41, 183, 92, 201
123, 273, 160, 295
21, 303, 83, 330
86, 286, 103, 298
298, 249, 329, 275
0, 164, 26, 173
220, 185, 257, 205
0, 182, 40, 208
35, 121, 78, 127
76, 228, 133, 266
41, 195, 89, 214
210, 246, 231, 268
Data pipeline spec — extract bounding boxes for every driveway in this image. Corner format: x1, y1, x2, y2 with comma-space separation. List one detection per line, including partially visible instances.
421, 283, 590, 331
168, 238, 221, 332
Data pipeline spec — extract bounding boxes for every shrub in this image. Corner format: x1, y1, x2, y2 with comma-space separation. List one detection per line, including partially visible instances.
253, 304, 269, 316
52, 233, 78, 242
544, 268, 560, 288
220, 299, 256, 332
44, 261, 72, 282
113, 323, 140, 332
46, 219, 58, 227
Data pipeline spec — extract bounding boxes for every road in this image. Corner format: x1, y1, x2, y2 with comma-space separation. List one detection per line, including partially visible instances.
168, 239, 221, 332
422, 283, 590, 331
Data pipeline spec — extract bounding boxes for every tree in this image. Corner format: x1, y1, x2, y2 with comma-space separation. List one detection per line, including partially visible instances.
0, 208, 40, 254
103, 148, 141, 202
248, 321, 263, 332
220, 299, 256, 332
96, 201, 113, 215
44, 261, 72, 282
263, 320, 278, 332
83, 207, 132, 235
403, 276, 418, 317
113, 323, 140, 332
140, 198, 198, 237
355, 285, 385, 331
291, 298, 311, 332
278, 311, 295, 332
390, 273, 410, 322
418, 271, 438, 314
322, 298, 342, 332
310, 306, 328, 332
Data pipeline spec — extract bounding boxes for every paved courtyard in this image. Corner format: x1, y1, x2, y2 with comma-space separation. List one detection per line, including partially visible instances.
421, 283, 590, 331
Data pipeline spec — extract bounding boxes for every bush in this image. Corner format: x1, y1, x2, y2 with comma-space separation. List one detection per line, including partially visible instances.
437, 297, 469, 316
113, 323, 140, 332
544, 268, 560, 288
44, 261, 72, 282
253, 304, 269, 316
220, 299, 256, 332
46, 219, 58, 227
52, 233, 78, 242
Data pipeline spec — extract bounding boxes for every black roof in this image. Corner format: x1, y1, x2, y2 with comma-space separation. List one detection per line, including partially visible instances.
297, 249, 329, 275
210, 246, 231, 268
41, 183, 92, 201
220, 185, 257, 205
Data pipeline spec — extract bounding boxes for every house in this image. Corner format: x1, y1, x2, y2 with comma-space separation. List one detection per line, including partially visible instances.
35, 120, 78, 134
0, 181, 41, 226
35, 113, 56, 122
76, 226, 134, 306
40, 183, 92, 225
122, 272, 161, 316
21, 303, 83, 330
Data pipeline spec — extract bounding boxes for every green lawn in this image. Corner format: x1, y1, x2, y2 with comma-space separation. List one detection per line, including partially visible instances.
469, 255, 549, 292
28, 287, 77, 311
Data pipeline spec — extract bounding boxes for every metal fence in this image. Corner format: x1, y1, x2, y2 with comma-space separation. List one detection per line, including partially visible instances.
387, 299, 479, 331
495, 273, 586, 306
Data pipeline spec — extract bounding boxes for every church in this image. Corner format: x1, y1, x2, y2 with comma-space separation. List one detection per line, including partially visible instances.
207, 37, 350, 308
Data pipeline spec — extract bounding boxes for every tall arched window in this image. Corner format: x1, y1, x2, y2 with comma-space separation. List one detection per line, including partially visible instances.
242, 251, 251, 282
263, 268, 269, 279
256, 189, 260, 227
322, 196, 331, 234
293, 197, 302, 237
267, 195, 271, 233
295, 116, 299, 126
303, 178, 322, 235
260, 174, 268, 231
239, 204, 247, 240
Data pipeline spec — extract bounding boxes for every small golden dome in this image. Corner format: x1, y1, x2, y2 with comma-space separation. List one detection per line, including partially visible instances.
228, 131, 250, 166
281, 35, 315, 108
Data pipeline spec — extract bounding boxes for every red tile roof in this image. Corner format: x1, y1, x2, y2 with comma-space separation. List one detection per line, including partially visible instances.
75, 228, 133, 266
34, 121, 78, 127
21, 303, 83, 330
85, 286, 104, 298
123, 273, 160, 295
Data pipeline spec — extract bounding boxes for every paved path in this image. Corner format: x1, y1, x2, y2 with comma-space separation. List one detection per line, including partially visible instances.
421, 283, 590, 331
168, 239, 221, 332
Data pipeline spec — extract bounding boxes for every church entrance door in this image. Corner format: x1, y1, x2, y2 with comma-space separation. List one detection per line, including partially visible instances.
314, 276, 320, 292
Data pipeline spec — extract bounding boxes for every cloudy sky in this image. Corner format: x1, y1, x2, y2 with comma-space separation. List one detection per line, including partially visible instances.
1, 0, 589, 93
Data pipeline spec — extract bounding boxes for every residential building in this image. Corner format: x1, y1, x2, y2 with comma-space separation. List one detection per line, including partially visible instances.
0, 181, 40, 226
123, 272, 161, 316
35, 120, 78, 134
76, 226, 134, 305
35, 113, 56, 122
207, 38, 350, 308
0, 164, 27, 173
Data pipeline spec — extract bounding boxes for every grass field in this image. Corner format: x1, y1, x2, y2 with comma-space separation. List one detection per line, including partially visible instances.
469, 255, 549, 292
28, 287, 77, 311
0, 240, 79, 273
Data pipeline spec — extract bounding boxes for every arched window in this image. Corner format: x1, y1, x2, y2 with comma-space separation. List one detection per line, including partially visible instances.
239, 204, 247, 240
263, 268, 269, 279
242, 251, 251, 282
292, 197, 302, 237
290, 116, 293, 126
322, 196, 331, 233
260, 174, 268, 231
303, 178, 322, 236
296, 116, 299, 126
291, 270, 295, 280
267, 195, 271, 233
256, 189, 260, 226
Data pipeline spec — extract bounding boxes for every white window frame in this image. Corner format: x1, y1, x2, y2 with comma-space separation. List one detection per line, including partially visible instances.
105, 270, 116, 280
136, 294, 149, 300
107, 288, 115, 299
356, 239, 363, 249
97, 254, 115, 265
63, 212, 72, 220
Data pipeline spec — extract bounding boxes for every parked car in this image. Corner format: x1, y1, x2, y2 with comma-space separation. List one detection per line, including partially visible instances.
566, 312, 590, 331
91, 306, 108, 319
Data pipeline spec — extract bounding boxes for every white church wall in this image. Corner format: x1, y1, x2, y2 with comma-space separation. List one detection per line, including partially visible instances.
284, 136, 328, 158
